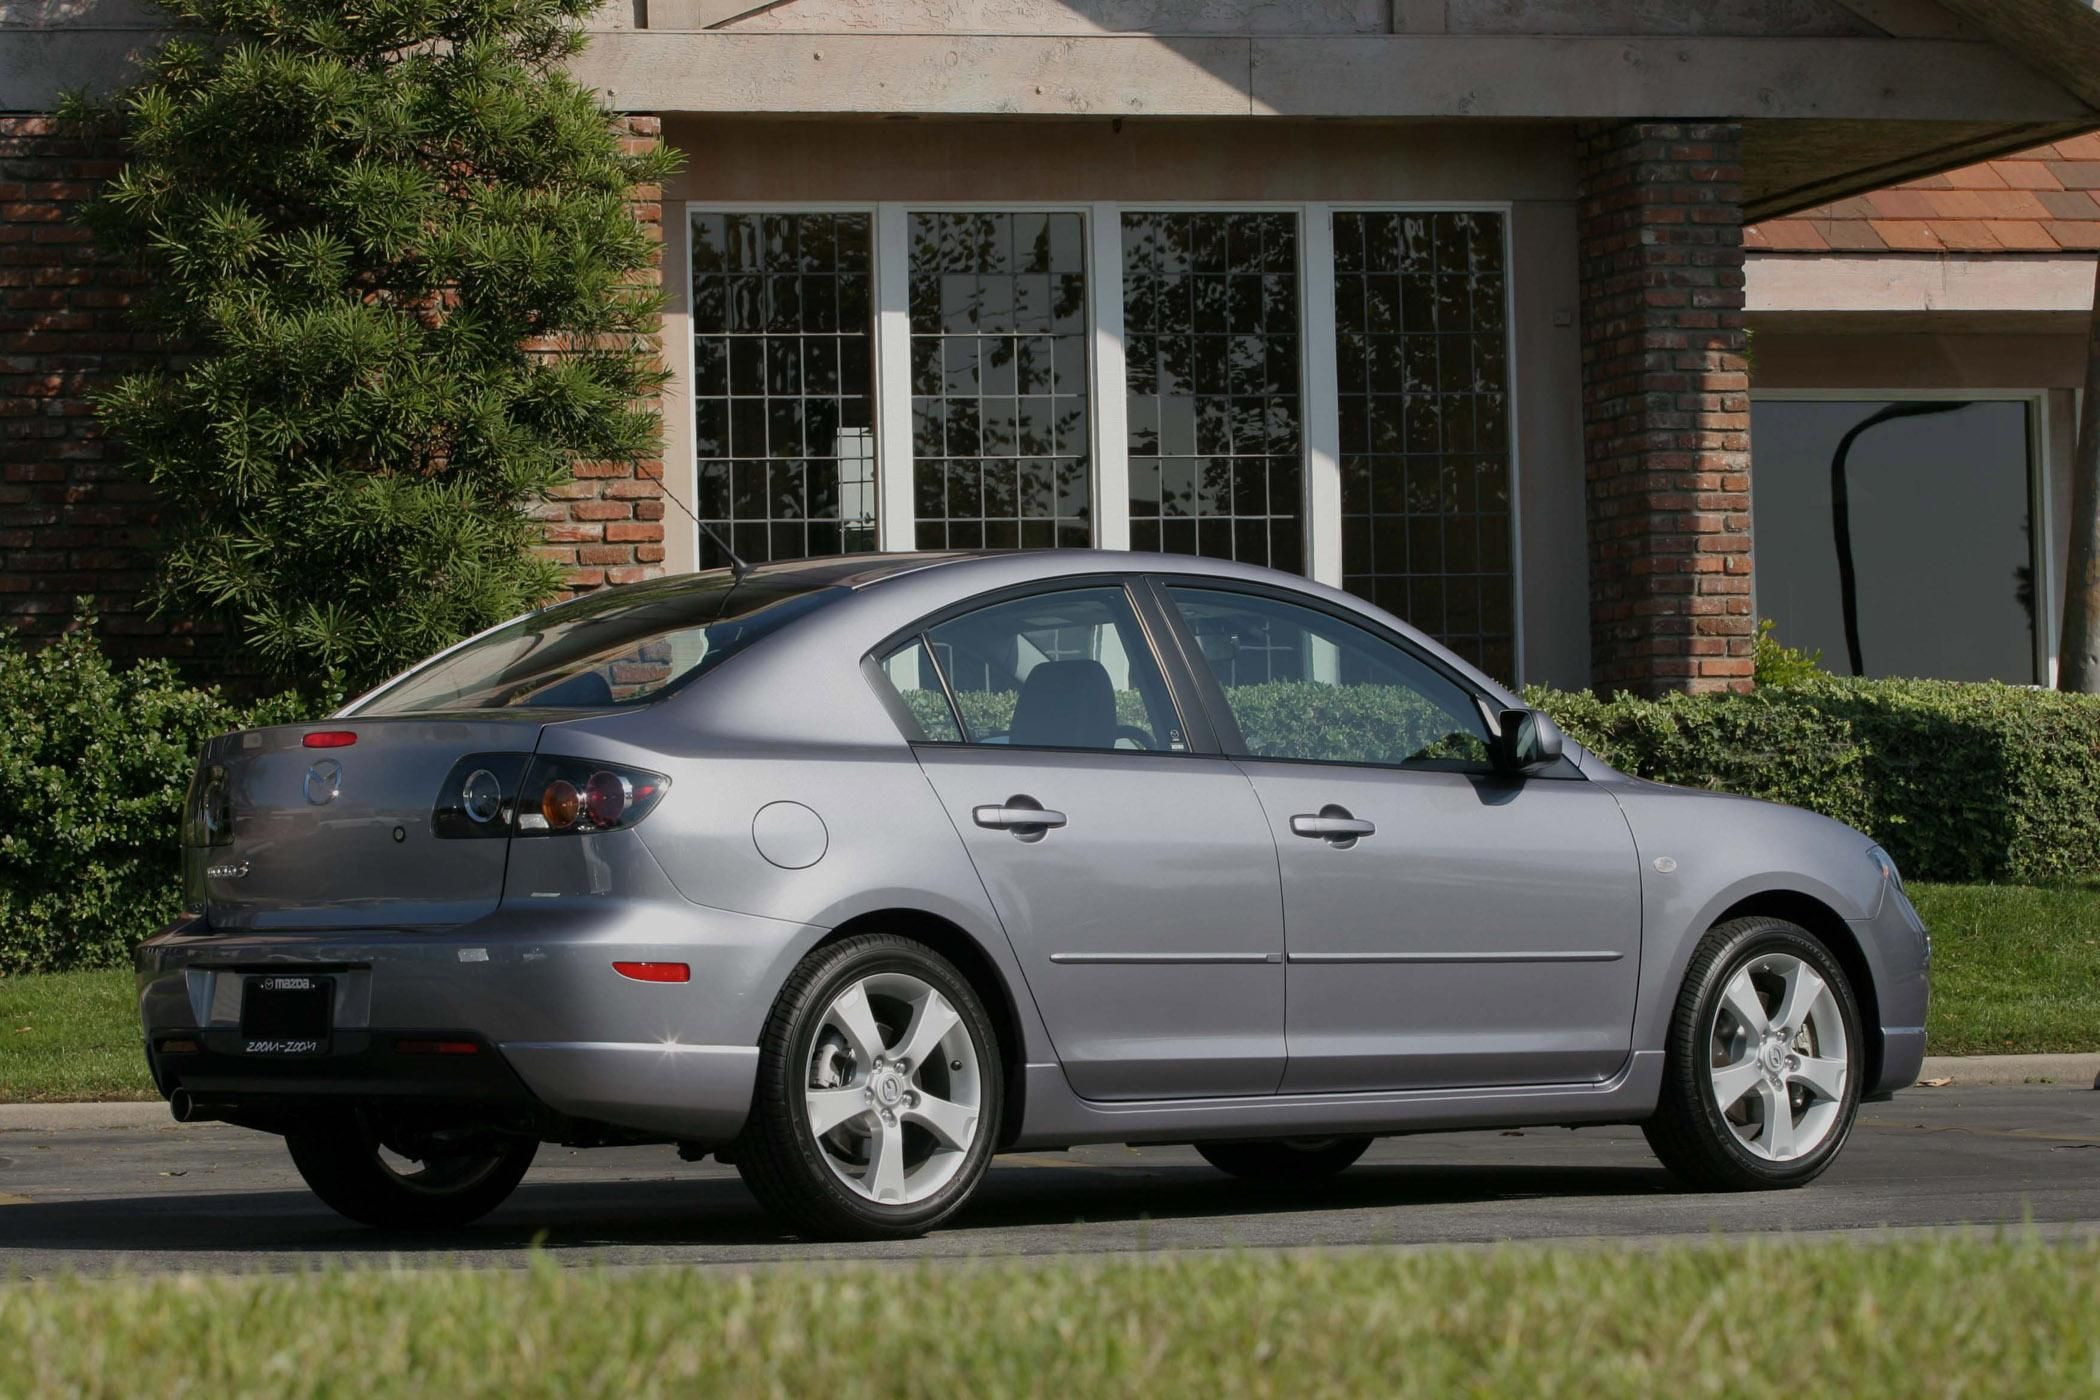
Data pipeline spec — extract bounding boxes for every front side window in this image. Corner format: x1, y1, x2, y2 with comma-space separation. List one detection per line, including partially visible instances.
359, 575, 844, 715
690, 211, 878, 568
1166, 586, 1491, 770
885, 586, 1182, 752
910, 212, 1092, 551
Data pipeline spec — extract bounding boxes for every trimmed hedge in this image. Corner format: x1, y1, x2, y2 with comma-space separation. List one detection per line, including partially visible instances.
1537, 678, 2100, 884
0, 616, 306, 974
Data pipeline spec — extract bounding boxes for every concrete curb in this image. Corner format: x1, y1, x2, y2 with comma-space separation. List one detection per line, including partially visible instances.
1915, 1053, 2100, 1089
0, 1101, 179, 1132
1, 1052, 2094, 1129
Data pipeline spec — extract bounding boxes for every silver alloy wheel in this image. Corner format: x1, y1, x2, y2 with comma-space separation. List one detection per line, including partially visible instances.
1707, 952, 1850, 1163
804, 971, 983, 1206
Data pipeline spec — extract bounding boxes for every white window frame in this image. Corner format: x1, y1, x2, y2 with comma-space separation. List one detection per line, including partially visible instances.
684, 200, 1524, 679
1749, 388, 2056, 686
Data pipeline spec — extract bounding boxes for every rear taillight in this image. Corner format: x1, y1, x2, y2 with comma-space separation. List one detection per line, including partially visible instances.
431, 753, 668, 839
431, 753, 532, 839
517, 757, 669, 836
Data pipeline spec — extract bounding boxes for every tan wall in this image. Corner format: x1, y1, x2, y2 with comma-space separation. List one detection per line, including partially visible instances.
659, 118, 1594, 686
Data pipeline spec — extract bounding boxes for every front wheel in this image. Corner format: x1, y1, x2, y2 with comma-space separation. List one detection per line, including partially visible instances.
1644, 917, 1864, 1191
1197, 1136, 1372, 1182
735, 933, 1003, 1240
285, 1113, 538, 1230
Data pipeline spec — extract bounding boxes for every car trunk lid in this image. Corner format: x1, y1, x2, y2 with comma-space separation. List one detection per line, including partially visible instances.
189, 717, 545, 931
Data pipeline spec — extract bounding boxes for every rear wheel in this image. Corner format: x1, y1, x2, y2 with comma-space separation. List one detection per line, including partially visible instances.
1196, 1136, 1373, 1182
736, 933, 1003, 1240
1644, 917, 1863, 1191
285, 1112, 537, 1230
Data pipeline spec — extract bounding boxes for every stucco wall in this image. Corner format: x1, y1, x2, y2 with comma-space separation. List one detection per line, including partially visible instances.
658, 117, 1594, 687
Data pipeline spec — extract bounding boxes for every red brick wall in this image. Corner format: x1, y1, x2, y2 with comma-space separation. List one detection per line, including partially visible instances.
530, 113, 669, 594
1576, 120, 1755, 696
0, 114, 184, 661
0, 111, 670, 666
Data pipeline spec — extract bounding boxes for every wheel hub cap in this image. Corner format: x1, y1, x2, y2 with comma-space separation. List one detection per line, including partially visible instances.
1707, 953, 1850, 1164
805, 971, 984, 1206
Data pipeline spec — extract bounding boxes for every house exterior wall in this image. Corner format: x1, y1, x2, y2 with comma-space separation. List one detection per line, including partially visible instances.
0, 113, 183, 661
0, 110, 670, 668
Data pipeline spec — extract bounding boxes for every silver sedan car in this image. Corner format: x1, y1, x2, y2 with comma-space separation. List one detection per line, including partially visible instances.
137, 551, 1930, 1238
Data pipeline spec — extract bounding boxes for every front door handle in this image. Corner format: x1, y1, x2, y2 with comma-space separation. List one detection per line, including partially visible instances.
1290, 806, 1375, 847
974, 796, 1067, 842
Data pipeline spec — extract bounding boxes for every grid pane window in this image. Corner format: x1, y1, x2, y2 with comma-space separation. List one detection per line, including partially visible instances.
908, 212, 1092, 551
691, 211, 877, 569
1333, 210, 1513, 680
1121, 212, 1303, 570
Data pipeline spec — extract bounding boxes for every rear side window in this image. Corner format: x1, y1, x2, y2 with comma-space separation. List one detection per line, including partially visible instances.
358, 576, 846, 715
879, 586, 1186, 752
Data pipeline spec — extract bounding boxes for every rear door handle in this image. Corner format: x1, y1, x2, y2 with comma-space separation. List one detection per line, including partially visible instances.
1290, 807, 1375, 845
974, 798, 1067, 841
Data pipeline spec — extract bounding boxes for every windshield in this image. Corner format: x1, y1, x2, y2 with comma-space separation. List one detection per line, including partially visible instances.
356, 574, 846, 715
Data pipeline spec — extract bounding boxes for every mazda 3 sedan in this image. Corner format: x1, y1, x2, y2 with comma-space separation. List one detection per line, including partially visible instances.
138, 551, 1930, 1238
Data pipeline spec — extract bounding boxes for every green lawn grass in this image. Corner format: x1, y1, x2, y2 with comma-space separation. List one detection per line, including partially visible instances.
1910, 881, 2100, 1057
0, 881, 2092, 1104
0, 1239, 2093, 1396
0, 967, 150, 1103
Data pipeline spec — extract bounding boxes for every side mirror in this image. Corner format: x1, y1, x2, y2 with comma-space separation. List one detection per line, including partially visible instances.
1493, 707, 1564, 774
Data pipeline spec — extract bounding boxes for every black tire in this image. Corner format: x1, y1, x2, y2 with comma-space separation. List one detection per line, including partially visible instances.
735, 933, 1004, 1241
1644, 916, 1865, 1192
285, 1112, 537, 1230
1196, 1136, 1373, 1182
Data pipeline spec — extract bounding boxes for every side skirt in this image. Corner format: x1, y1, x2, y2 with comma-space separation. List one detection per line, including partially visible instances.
1006, 1051, 1665, 1150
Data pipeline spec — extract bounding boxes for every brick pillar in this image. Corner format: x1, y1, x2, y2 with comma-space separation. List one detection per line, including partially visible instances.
532, 113, 669, 594
1576, 121, 1754, 696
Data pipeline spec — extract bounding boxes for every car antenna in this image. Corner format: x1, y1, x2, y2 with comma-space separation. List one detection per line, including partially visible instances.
656, 485, 752, 579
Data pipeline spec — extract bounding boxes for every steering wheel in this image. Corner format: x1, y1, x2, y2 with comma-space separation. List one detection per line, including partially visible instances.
1114, 724, 1158, 751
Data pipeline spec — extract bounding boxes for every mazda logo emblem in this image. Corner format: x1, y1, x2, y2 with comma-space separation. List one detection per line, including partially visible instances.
303, 759, 343, 806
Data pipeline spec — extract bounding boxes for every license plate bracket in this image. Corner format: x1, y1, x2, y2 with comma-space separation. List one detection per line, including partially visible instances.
239, 974, 333, 1055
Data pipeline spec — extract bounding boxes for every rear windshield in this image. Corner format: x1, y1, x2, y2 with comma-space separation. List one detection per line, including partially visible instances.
356, 574, 845, 715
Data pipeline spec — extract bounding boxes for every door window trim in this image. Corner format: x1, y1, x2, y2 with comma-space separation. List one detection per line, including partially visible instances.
862, 573, 1220, 758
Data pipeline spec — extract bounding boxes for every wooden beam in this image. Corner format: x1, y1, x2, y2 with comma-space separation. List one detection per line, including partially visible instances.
571, 32, 2096, 122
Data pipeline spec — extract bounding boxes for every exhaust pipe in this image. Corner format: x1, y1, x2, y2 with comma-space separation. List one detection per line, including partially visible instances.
168, 1088, 220, 1124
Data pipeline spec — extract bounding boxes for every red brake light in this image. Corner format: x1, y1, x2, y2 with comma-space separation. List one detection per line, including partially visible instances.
395, 1039, 480, 1056
613, 961, 689, 984
302, 731, 357, 748
584, 770, 629, 827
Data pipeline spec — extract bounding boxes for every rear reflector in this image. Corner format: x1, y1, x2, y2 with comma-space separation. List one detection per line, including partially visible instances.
157, 1038, 201, 1055
395, 1039, 480, 1056
613, 961, 690, 984
302, 731, 358, 748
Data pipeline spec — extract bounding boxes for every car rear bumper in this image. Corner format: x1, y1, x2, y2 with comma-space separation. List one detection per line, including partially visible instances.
136, 900, 817, 1144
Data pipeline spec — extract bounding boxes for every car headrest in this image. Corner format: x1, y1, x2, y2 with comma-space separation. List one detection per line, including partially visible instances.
1009, 659, 1116, 750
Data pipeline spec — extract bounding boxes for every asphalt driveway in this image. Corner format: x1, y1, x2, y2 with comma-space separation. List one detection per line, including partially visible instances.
1, 1084, 2095, 1276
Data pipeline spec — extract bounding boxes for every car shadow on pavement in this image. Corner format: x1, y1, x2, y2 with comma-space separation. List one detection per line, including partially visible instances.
0, 1161, 1680, 1260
